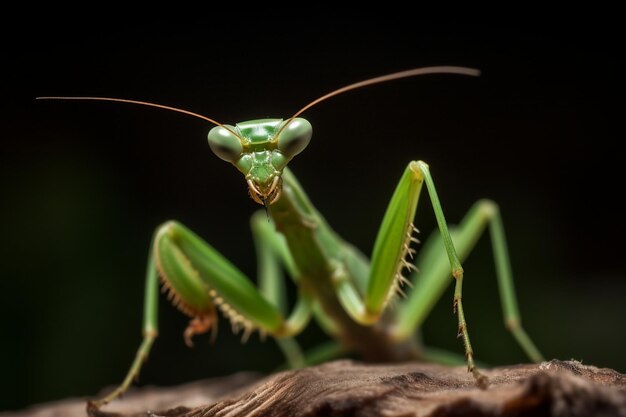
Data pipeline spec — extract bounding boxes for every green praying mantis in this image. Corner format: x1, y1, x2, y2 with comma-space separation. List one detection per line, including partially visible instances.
39, 66, 544, 409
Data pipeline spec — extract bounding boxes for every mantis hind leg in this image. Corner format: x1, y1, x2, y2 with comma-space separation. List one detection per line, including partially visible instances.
393, 199, 544, 363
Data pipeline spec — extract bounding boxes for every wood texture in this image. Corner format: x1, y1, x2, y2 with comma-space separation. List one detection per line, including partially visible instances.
9, 360, 626, 417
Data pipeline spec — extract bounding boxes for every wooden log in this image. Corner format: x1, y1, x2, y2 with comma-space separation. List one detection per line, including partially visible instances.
8, 360, 626, 417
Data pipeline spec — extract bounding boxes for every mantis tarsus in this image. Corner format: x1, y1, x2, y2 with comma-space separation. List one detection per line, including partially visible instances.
38, 66, 544, 409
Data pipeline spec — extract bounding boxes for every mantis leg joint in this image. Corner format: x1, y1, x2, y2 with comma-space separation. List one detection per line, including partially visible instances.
476, 198, 499, 217
452, 267, 464, 280
505, 318, 519, 330
142, 329, 158, 338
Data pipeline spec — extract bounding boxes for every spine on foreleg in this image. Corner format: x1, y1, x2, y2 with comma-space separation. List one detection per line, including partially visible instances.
385, 223, 420, 306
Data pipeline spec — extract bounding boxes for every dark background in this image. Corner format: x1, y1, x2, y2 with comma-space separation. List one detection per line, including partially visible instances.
2, 15, 624, 412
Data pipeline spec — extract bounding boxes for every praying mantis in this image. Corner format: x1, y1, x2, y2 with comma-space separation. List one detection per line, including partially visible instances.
38, 66, 544, 409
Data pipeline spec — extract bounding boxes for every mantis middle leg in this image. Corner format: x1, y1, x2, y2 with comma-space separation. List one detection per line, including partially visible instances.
393, 199, 544, 362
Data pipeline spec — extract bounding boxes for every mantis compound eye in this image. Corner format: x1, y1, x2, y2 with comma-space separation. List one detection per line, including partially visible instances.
277, 118, 312, 158
207, 126, 243, 162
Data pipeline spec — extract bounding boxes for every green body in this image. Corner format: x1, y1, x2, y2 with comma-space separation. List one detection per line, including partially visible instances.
46, 68, 544, 408
90, 115, 544, 407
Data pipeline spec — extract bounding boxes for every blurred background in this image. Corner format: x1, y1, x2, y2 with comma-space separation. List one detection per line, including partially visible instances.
1, 14, 624, 412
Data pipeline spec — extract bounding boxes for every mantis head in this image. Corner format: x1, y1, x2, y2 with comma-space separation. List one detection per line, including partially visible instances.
207, 118, 312, 205
38, 67, 479, 205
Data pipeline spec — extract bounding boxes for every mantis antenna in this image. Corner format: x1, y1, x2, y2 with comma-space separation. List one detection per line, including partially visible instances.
276, 66, 480, 138
35, 96, 241, 138
37, 66, 480, 141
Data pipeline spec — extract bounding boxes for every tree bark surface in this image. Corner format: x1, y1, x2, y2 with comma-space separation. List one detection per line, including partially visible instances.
8, 359, 626, 417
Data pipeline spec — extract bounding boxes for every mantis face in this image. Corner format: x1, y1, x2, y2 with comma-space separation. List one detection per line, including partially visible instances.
207, 118, 312, 205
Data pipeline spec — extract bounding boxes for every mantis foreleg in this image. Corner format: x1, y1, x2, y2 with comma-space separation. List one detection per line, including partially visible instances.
91, 220, 314, 407
335, 161, 487, 384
